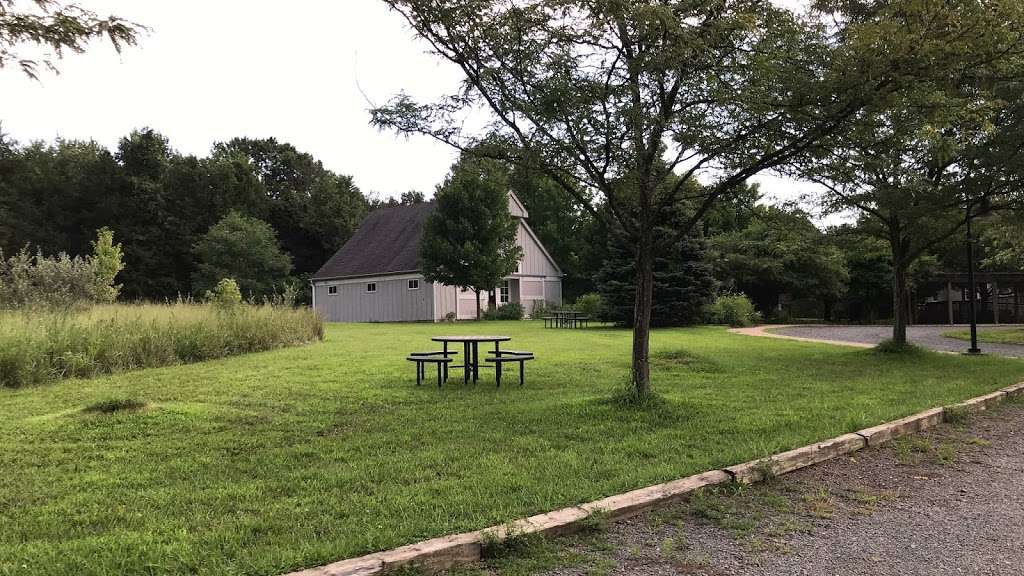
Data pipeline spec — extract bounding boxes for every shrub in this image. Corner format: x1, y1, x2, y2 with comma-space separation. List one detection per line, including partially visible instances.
0, 303, 324, 388
206, 278, 243, 308
573, 293, 603, 320
528, 300, 557, 319
706, 292, 762, 327
483, 302, 524, 320
0, 228, 125, 311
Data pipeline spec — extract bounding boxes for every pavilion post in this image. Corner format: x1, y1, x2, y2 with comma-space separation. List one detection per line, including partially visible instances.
946, 281, 954, 325
993, 280, 1000, 325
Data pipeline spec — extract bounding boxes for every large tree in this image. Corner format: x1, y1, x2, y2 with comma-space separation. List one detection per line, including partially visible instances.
192, 212, 293, 300
371, 0, 966, 396
1, 0, 143, 78
420, 155, 522, 319
791, 1, 1024, 345
212, 137, 368, 275
710, 204, 849, 319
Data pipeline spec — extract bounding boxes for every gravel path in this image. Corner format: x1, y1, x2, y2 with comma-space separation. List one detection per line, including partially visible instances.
462, 400, 1024, 576
769, 324, 1024, 358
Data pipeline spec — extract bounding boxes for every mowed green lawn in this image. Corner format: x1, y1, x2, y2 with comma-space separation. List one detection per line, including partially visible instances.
2, 322, 1023, 576
945, 327, 1024, 345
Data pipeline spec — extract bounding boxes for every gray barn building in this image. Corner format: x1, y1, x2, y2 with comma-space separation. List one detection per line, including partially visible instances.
310, 192, 562, 322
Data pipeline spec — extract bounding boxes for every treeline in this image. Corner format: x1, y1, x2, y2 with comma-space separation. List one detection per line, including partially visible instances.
523, 171, 1019, 325
0, 129, 372, 301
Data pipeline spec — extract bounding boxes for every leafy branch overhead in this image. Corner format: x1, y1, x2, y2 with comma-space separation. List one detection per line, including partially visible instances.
0, 0, 145, 79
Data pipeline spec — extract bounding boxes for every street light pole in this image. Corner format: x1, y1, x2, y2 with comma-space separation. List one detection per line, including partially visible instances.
966, 200, 981, 354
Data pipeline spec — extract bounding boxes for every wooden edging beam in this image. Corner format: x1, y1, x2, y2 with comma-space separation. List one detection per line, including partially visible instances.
286, 381, 1024, 576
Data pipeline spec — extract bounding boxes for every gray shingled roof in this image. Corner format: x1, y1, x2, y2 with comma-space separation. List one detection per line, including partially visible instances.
312, 202, 435, 280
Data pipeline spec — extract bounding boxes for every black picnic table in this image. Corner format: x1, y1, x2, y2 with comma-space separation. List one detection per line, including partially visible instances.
549, 310, 585, 328
431, 335, 512, 383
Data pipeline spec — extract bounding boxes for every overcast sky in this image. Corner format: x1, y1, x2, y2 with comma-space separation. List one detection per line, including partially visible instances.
2, 0, 826, 213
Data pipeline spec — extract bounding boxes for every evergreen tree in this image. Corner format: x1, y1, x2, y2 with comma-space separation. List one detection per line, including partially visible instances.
599, 205, 716, 327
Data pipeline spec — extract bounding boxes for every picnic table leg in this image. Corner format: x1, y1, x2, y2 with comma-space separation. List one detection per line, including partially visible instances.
495, 359, 502, 388
416, 361, 422, 386
519, 360, 524, 386
443, 341, 449, 381
463, 341, 470, 384
436, 362, 443, 388
472, 342, 479, 382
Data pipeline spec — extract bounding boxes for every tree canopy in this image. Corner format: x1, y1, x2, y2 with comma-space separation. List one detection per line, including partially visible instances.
192, 212, 293, 300
371, 0, 971, 395
0, 129, 370, 301
791, 0, 1024, 344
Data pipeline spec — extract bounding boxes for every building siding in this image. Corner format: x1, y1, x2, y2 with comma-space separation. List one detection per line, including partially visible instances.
514, 221, 560, 277
314, 274, 433, 322
433, 283, 458, 320
312, 192, 562, 322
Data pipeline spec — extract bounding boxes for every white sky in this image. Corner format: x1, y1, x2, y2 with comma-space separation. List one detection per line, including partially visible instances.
1, 0, 826, 216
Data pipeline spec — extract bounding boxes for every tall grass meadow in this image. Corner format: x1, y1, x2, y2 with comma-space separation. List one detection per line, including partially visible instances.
0, 303, 324, 388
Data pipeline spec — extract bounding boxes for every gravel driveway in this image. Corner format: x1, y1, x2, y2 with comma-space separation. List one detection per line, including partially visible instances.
458, 400, 1024, 576
769, 324, 1024, 358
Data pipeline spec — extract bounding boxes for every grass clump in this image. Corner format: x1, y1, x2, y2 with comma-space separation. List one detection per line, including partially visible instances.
82, 398, 147, 414
0, 303, 323, 388
874, 339, 925, 355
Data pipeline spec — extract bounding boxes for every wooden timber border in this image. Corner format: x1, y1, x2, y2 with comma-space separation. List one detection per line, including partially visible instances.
286, 381, 1024, 576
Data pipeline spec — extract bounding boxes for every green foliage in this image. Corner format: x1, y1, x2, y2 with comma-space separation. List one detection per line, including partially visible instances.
710, 204, 848, 318
572, 293, 603, 320
205, 278, 243, 308
0, 304, 323, 388
0, 131, 367, 301
598, 202, 716, 327
372, 0, 915, 394
707, 293, 762, 328
796, 1, 1024, 343
0, 228, 124, 310
193, 212, 293, 300
0, 0, 144, 79
483, 302, 524, 321
89, 227, 124, 303
420, 154, 522, 319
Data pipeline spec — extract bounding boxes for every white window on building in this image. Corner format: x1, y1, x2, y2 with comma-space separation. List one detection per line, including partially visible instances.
499, 280, 510, 305
408, 279, 420, 290
327, 285, 338, 295
366, 282, 377, 293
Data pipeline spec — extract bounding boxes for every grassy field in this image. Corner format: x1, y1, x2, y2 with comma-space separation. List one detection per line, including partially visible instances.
2, 322, 1022, 576
944, 327, 1024, 345
0, 304, 322, 388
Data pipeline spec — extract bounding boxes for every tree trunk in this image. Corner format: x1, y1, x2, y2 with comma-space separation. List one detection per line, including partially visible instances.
891, 249, 909, 345
475, 288, 481, 320
631, 227, 654, 397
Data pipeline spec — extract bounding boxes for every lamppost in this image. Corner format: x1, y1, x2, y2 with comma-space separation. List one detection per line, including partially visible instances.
965, 199, 981, 355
